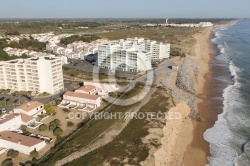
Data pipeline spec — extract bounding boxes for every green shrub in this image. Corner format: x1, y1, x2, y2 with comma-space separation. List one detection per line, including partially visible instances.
67, 121, 74, 127
30, 150, 39, 158
53, 127, 63, 136
39, 124, 47, 131
1, 158, 13, 166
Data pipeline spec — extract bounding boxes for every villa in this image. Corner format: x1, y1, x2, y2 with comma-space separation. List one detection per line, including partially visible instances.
0, 114, 35, 132
0, 131, 46, 155
61, 91, 101, 110
14, 101, 46, 117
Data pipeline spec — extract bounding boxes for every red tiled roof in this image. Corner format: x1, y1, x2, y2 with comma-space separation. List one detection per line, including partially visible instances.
15, 101, 43, 112
64, 91, 99, 100
0, 114, 20, 124
20, 114, 35, 123
0, 131, 44, 147
76, 85, 96, 93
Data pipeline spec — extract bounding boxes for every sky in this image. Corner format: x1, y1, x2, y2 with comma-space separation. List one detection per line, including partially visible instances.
0, 0, 249, 18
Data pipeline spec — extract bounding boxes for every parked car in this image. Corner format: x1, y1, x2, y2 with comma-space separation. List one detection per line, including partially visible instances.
13, 99, 19, 103
0, 97, 4, 101
1, 108, 6, 113
50, 97, 56, 101
6, 98, 11, 102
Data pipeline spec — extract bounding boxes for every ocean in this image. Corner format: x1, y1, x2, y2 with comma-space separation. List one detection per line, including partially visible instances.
204, 20, 250, 166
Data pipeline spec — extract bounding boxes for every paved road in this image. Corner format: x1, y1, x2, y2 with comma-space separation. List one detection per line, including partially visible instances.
0, 83, 75, 111
64, 59, 136, 79
136, 59, 178, 83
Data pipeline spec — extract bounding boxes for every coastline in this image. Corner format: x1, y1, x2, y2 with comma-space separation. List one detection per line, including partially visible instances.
183, 21, 238, 166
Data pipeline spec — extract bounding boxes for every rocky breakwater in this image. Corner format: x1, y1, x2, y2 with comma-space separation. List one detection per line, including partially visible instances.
176, 58, 198, 95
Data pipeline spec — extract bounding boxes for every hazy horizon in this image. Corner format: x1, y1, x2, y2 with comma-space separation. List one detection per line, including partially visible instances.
0, 0, 249, 19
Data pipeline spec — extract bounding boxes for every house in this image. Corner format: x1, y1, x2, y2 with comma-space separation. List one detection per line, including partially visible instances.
14, 101, 46, 117
0, 114, 22, 132
75, 85, 97, 95
0, 131, 46, 155
0, 114, 35, 132
61, 91, 101, 109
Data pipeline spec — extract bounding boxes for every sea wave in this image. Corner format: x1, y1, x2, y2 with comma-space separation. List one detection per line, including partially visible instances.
235, 141, 250, 166
204, 81, 242, 166
204, 21, 249, 166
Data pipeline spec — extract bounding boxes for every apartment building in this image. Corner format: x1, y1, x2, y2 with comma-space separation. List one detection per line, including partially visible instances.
144, 40, 170, 60
0, 56, 64, 95
97, 37, 170, 72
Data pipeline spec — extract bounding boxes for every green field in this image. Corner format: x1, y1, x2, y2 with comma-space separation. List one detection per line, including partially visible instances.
38, 83, 146, 166
64, 90, 171, 166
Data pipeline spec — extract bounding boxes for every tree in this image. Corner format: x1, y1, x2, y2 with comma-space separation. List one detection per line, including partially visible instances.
6, 149, 19, 158
30, 150, 38, 158
7, 149, 14, 157
67, 121, 74, 127
44, 104, 55, 115
62, 108, 70, 113
39, 124, 47, 131
54, 119, 61, 126
1, 158, 13, 166
49, 121, 57, 131
53, 127, 63, 136
11, 151, 19, 158
20, 125, 27, 130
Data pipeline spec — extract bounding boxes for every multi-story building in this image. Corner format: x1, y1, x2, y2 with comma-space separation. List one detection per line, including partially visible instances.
0, 56, 64, 94
144, 40, 170, 60
98, 37, 170, 72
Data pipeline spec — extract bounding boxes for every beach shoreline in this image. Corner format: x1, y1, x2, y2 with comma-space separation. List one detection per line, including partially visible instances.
182, 20, 238, 166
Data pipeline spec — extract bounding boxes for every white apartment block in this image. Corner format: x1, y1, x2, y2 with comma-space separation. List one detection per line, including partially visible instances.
3, 47, 68, 65
0, 56, 64, 95
144, 40, 170, 60
98, 43, 152, 72
98, 37, 170, 72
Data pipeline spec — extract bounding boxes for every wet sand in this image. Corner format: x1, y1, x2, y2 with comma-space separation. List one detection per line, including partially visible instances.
183, 22, 236, 166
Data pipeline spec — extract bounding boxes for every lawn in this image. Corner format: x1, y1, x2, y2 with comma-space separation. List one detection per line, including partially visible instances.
98, 27, 203, 55
64, 90, 171, 166
0, 101, 14, 107
37, 83, 146, 166
63, 67, 109, 80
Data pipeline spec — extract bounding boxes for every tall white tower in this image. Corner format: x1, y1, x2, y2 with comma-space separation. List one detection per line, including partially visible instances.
166, 19, 168, 24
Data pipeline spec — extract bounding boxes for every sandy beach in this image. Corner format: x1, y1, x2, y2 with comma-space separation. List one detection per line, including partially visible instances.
152, 21, 237, 166
183, 21, 238, 166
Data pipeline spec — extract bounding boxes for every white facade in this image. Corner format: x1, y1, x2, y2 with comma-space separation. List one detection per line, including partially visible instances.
98, 37, 170, 72
62, 91, 101, 108
0, 114, 35, 132
14, 101, 45, 117
98, 43, 152, 72
0, 114, 22, 132
0, 131, 46, 155
0, 56, 64, 94
144, 40, 170, 60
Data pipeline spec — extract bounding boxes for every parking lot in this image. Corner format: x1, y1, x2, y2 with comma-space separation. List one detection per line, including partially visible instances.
64, 59, 136, 79
0, 83, 75, 112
